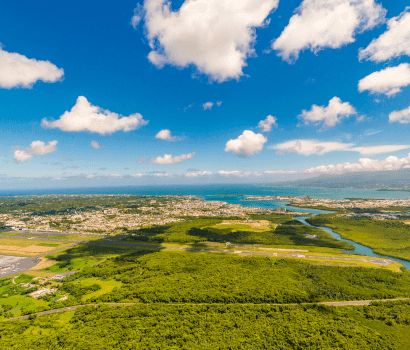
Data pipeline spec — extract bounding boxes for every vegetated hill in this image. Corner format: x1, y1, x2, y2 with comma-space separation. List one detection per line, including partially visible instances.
276, 169, 410, 189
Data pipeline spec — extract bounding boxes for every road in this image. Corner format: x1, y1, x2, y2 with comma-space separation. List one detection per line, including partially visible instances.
4, 298, 410, 322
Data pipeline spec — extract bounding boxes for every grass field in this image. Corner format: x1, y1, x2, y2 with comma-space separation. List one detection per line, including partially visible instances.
77, 277, 122, 302
205, 220, 273, 232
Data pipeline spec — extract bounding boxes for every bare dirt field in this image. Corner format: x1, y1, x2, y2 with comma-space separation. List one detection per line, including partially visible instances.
0, 238, 70, 256
30, 258, 59, 270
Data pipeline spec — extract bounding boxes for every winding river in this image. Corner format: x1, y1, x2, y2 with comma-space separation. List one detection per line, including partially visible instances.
203, 195, 410, 271
296, 216, 410, 271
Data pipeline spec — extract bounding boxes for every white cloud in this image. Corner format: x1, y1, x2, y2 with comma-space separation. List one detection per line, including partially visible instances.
137, 157, 147, 164
131, 4, 144, 28
299, 97, 357, 129
273, 139, 410, 155
225, 130, 267, 157
274, 140, 353, 155
217, 170, 252, 177
216, 101, 223, 107
263, 170, 298, 175
155, 129, 180, 141
152, 172, 174, 177
350, 145, 410, 155
91, 140, 101, 149
150, 152, 196, 164
359, 8, 410, 62
305, 153, 410, 174
42, 96, 148, 135
258, 115, 278, 132
14, 140, 57, 163
132, 173, 143, 178
137, 0, 279, 82
185, 171, 213, 178
273, 0, 386, 62
0, 47, 64, 89
203, 102, 214, 110
358, 63, 410, 96
389, 105, 410, 124
104, 174, 122, 178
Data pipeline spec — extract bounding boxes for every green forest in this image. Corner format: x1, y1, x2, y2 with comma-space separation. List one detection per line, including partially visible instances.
2, 301, 410, 349
2, 247, 409, 320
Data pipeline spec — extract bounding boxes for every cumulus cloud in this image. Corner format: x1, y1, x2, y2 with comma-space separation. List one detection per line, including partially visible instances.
358, 63, 410, 96
299, 97, 357, 129
216, 101, 223, 107
305, 153, 410, 174
389, 105, 410, 124
155, 129, 180, 141
274, 139, 410, 156
150, 152, 196, 164
132, 173, 143, 178
225, 130, 267, 157
14, 140, 57, 163
91, 140, 101, 149
359, 8, 410, 62
137, 157, 147, 164
0, 47, 64, 89
185, 171, 213, 178
203, 102, 214, 110
273, 0, 386, 61
42, 96, 148, 135
258, 115, 278, 132
217, 170, 252, 177
137, 0, 279, 82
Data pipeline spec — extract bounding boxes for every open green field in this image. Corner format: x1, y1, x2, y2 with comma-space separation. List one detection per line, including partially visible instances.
205, 220, 272, 232
125, 217, 354, 251
307, 215, 410, 261
43, 244, 134, 273
2, 302, 410, 349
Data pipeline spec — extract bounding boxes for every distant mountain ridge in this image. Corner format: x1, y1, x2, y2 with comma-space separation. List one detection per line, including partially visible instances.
276, 169, 410, 189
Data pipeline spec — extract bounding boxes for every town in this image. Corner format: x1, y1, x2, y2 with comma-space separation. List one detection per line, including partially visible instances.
0, 195, 279, 235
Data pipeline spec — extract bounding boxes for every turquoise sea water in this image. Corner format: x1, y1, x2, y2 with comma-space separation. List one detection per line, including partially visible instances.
1, 184, 409, 200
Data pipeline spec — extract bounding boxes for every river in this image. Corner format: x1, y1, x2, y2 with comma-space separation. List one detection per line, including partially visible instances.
296, 216, 410, 271
202, 195, 410, 271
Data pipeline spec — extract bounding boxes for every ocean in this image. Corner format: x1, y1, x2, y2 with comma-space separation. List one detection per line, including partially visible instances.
1, 184, 409, 214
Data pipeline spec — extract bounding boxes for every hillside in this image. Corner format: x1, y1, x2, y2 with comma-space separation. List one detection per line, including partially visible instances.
277, 169, 410, 189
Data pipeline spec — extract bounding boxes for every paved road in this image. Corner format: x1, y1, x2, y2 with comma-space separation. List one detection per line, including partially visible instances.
4, 298, 410, 322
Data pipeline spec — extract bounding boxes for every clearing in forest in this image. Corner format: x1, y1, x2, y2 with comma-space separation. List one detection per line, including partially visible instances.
206, 220, 274, 232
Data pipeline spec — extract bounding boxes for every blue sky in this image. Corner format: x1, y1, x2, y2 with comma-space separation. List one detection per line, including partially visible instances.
1, 0, 410, 189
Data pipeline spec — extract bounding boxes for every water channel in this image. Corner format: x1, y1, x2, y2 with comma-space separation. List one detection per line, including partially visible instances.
296, 216, 410, 271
